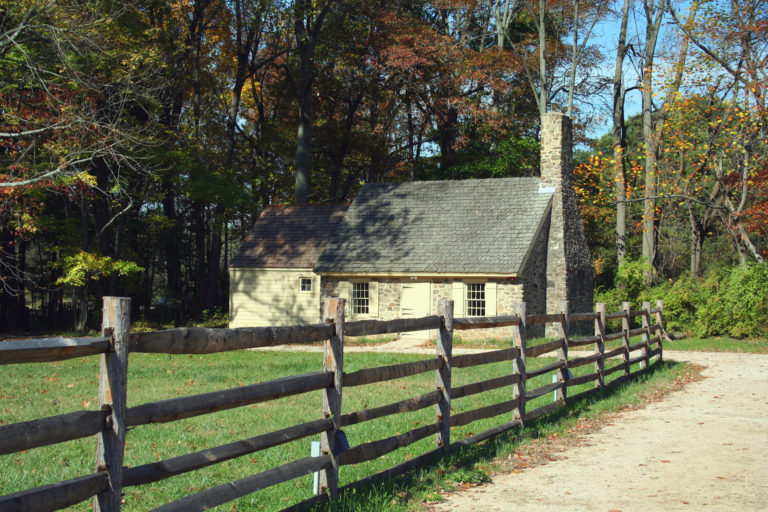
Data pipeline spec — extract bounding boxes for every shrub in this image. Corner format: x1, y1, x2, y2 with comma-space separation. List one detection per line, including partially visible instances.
648, 263, 768, 339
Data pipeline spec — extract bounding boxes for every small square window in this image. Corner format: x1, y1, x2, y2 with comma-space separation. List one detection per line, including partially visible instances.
299, 277, 312, 292
352, 282, 369, 315
466, 283, 486, 317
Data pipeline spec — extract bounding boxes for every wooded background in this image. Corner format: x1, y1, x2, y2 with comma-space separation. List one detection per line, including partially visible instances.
1, 0, 766, 332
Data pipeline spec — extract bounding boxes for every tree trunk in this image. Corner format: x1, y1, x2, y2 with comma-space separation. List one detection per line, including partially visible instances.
640, 0, 664, 283
162, 183, 183, 326
293, 0, 331, 204
613, 0, 630, 265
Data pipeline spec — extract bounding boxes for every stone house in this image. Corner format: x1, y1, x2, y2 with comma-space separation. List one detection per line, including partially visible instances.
229, 113, 593, 339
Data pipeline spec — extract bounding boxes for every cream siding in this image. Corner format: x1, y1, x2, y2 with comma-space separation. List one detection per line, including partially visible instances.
229, 268, 321, 327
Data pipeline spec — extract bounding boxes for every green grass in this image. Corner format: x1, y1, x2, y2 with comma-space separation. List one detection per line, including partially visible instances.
663, 335, 768, 353
1, 348, 687, 511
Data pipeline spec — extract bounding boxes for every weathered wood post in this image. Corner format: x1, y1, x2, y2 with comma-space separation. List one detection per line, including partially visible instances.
556, 300, 569, 401
319, 298, 345, 499
436, 299, 453, 450
641, 301, 653, 369
621, 301, 631, 375
94, 297, 131, 512
655, 299, 664, 361
512, 302, 527, 425
594, 303, 606, 389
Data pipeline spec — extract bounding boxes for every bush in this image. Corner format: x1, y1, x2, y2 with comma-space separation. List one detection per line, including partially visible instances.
650, 263, 768, 339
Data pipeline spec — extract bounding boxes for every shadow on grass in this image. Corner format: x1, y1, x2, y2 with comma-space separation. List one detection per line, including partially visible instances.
286, 360, 683, 512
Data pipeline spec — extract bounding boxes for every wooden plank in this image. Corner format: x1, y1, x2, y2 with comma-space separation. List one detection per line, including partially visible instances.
649, 335, 661, 346
0, 337, 110, 365
604, 311, 626, 320
526, 313, 564, 326
568, 311, 599, 322
655, 299, 665, 361
525, 360, 565, 379
594, 302, 607, 390
628, 327, 647, 337
650, 308, 661, 314
524, 399, 564, 421
95, 296, 131, 512
603, 331, 625, 341
604, 346, 627, 360
345, 315, 440, 337
124, 418, 332, 487
453, 315, 521, 330
628, 341, 646, 352
628, 309, 645, 317
648, 347, 660, 358
524, 339, 563, 358
435, 299, 453, 451
127, 371, 333, 426
338, 423, 440, 466
131, 323, 334, 354
452, 374, 521, 400
567, 353, 601, 369
0, 473, 108, 512
628, 355, 645, 367
0, 409, 108, 455
451, 397, 520, 427
641, 301, 652, 369
343, 358, 442, 387
621, 302, 631, 376
567, 371, 601, 387
150, 455, 332, 512
526, 381, 564, 400
452, 347, 518, 368
512, 303, 527, 424
603, 362, 625, 377
341, 391, 441, 427
320, 298, 344, 498
555, 300, 569, 401
567, 335, 600, 348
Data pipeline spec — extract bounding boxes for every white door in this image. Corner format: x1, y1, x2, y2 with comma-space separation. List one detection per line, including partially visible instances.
401, 282, 432, 341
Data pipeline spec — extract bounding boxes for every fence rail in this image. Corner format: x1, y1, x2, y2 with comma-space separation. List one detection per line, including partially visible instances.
0, 297, 666, 511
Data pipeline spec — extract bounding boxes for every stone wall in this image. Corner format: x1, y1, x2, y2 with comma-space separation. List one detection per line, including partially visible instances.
540, 113, 595, 336
377, 279, 401, 321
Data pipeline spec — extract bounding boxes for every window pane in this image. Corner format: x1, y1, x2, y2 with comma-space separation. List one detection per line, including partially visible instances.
352, 282, 369, 314
300, 278, 312, 292
466, 283, 485, 317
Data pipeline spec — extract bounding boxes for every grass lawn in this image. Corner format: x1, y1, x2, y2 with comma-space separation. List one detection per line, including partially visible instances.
1, 347, 686, 511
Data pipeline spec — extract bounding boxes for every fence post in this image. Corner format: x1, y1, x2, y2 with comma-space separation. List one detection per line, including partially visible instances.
655, 299, 664, 362
512, 302, 527, 425
556, 300, 569, 401
594, 303, 606, 389
621, 301, 631, 375
436, 299, 453, 450
319, 298, 345, 499
641, 301, 653, 368
94, 297, 131, 512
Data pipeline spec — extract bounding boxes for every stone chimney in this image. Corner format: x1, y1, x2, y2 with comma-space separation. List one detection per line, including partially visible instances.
540, 113, 594, 336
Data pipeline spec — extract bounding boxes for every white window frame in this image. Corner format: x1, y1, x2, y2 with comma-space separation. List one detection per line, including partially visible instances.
466, 282, 486, 317
298, 277, 313, 293
352, 282, 370, 315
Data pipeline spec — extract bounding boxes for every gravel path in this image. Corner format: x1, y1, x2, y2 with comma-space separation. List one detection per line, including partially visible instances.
429, 350, 768, 512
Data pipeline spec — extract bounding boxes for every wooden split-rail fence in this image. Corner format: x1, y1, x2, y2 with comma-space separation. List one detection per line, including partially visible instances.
0, 297, 666, 511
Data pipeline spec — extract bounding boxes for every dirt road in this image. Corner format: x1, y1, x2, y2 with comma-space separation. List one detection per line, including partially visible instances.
430, 351, 768, 512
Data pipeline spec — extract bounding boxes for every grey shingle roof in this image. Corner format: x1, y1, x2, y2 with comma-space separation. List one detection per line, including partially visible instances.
313, 178, 552, 275
230, 204, 348, 268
